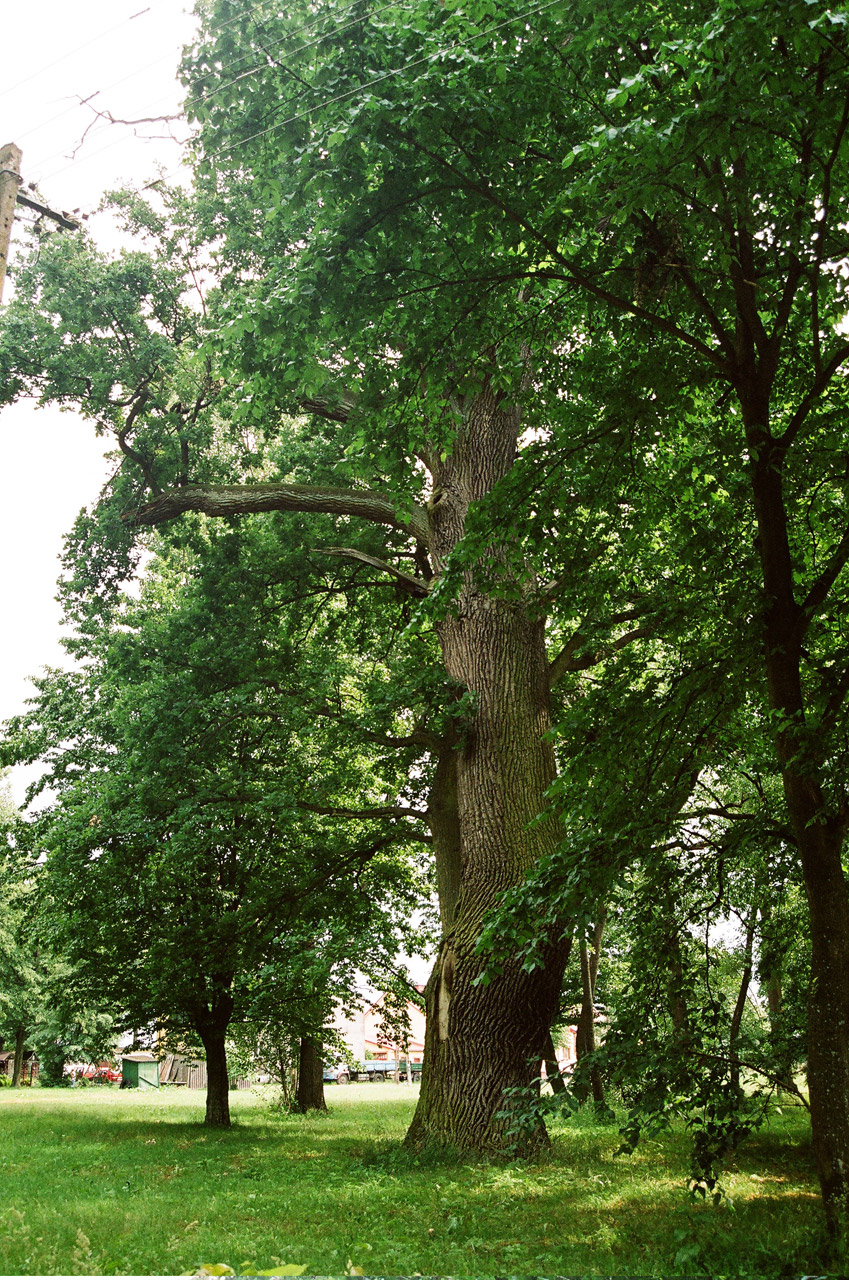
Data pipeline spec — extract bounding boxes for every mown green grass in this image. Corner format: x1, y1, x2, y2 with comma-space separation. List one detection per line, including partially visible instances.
0, 1082, 828, 1277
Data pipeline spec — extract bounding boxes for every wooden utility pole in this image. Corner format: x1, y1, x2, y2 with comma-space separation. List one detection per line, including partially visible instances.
0, 142, 23, 305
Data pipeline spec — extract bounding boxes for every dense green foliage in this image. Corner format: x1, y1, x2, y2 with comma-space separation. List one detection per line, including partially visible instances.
4, 511, 434, 1095
2, 0, 849, 1234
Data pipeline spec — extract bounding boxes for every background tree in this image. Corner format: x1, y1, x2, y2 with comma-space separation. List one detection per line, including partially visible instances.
5, 515, 433, 1125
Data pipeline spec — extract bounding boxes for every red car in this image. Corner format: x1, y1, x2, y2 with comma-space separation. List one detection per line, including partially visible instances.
92, 1065, 121, 1083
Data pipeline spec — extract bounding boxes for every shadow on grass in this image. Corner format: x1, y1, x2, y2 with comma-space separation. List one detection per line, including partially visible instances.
0, 1088, 832, 1278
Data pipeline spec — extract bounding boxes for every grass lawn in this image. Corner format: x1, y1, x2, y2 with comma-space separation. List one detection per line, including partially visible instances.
0, 1082, 829, 1277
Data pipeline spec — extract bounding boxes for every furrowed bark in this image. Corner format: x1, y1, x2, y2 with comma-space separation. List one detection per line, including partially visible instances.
427, 736, 463, 933
406, 386, 572, 1153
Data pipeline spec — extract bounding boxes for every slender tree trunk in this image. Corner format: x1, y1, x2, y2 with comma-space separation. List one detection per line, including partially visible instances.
295, 1037, 327, 1111
575, 915, 605, 1053
11, 1026, 25, 1087
746, 392, 849, 1235
662, 891, 690, 1044
763, 964, 796, 1092
574, 918, 606, 1107
406, 388, 572, 1153
729, 916, 756, 1096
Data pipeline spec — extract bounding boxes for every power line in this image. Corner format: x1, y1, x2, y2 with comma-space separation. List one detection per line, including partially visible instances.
137, 0, 563, 205
36, 0, 564, 210
184, 0, 408, 123
0, 6, 155, 103
214, 0, 566, 159
33, 0, 408, 187
16, 0, 374, 152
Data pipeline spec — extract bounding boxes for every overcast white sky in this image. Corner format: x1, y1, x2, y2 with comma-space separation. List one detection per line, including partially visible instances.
1, 0, 197, 803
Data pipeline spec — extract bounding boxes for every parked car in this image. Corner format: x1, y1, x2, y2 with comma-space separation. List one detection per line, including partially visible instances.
92, 1065, 122, 1083
322, 1060, 423, 1084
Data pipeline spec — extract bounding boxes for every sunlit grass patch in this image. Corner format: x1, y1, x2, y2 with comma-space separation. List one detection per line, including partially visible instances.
0, 1082, 829, 1277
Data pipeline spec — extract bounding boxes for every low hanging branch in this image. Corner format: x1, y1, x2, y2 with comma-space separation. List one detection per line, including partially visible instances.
132, 481, 430, 544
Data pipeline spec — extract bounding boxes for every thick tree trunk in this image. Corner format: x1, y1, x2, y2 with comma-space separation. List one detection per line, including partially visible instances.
406, 388, 571, 1153
196, 991, 234, 1128
793, 812, 849, 1234
295, 1037, 327, 1112
11, 1026, 25, 1087
134, 388, 572, 1155
201, 1029, 231, 1127
747, 398, 849, 1234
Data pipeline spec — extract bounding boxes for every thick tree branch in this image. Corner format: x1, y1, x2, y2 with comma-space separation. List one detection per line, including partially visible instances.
114, 388, 162, 495
299, 394, 356, 423
317, 546, 430, 597
131, 481, 430, 544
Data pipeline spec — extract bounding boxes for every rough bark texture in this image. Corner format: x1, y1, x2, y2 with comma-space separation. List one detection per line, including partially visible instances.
427, 737, 463, 933
405, 387, 572, 1153
295, 1037, 327, 1112
11, 1025, 25, 1087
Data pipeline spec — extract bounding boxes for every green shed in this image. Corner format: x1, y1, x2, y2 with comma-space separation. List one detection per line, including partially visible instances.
121, 1052, 160, 1089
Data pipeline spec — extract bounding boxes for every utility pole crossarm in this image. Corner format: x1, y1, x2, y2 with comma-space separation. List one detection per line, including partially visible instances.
15, 190, 79, 231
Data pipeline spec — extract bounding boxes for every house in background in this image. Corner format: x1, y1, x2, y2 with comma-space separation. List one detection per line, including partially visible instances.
364, 990, 426, 1062
333, 989, 426, 1063
0, 1047, 38, 1083
331, 990, 579, 1073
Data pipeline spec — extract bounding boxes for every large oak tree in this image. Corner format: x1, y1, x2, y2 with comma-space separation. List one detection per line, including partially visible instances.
4, 3, 849, 1238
